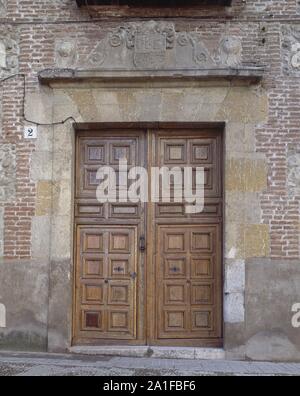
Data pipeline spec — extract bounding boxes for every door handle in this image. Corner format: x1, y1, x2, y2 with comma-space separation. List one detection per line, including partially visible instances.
139, 236, 146, 252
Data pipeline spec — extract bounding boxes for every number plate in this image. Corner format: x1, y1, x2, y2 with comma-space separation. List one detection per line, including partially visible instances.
24, 126, 37, 139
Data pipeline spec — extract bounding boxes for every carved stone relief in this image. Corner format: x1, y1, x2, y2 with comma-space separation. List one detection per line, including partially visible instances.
0, 1, 6, 17
55, 39, 77, 68
287, 146, 300, 197
0, 26, 19, 79
282, 25, 300, 74
84, 21, 242, 70
219, 36, 242, 67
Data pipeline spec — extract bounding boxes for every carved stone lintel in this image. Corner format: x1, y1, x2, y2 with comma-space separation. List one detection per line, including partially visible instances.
84, 21, 242, 71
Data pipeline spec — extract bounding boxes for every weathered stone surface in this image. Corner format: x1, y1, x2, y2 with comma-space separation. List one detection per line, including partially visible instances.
225, 223, 244, 260
224, 292, 245, 324
24, 89, 53, 125
35, 126, 53, 153
47, 259, 72, 352
0, 303, 5, 328
245, 258, 300, 361
0, 24, 19, 78
217, 86, 268, 123
30, 152, 53, 181
287, 146, 300, 197
226, 156, 267, 192
0, 206, 3, 257
225, 223, 269, 259
244, 224, 269, 258
50, 216, 72, 261
35, 181, 52, 216
32, 216, 51, 259
0, 40, 6, 68
226, 123, 256, 153
0, 260, 48, 351
0, 1, 6, 16
282, 25, 300, 75
245, 331, 299, 362
224, 322, 246, 353
225, 259, 245, 294
0, 144, 16, 202
58, 85, 266, 125
52, 180, 72, 217
226, 192, 261, 224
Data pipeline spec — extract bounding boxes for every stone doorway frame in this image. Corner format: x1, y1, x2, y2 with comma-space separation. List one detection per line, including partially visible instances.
36, 77, 268, 354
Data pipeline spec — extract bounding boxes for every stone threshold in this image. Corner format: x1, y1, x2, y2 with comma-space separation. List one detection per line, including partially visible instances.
69, 346, 225, 360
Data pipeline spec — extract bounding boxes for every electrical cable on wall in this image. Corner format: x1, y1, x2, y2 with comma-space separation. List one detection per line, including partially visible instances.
0, 73, 77, 127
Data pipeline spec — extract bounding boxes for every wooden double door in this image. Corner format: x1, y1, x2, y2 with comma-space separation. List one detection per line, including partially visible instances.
74, 126, 223, 347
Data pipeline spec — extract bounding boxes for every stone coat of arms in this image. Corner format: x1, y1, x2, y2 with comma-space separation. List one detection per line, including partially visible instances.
78, 21, 242, 71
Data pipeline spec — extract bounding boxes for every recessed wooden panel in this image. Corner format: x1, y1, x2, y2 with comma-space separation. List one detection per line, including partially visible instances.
157, 204, 185, 217
86, 169, 98, 187
164, 310, 187, 332
157, 201, 221, 218
191, 283, 213, 305
191, 231, 212, 252
161, 139, 186, 164
191, 309, 213, 331
190, 139, 215, 164
193, 145, 210, 161
82, 284, 104, 304
109, 259, 130, 278
82, 310, 103, 331
83, 258, 104, 278
110, 204, 139, 218
86, 145, 105, 164
83, 233, 104, 253
164, 233, 185, 253
110, 144, 131, 163
164, 283, 187, 305
191, 257, 213, 278
108, 311, 131, 333
110, 233, 130, 253
108, 283, 130, 305
164, 258, 186, 278
77, 204, 104, 217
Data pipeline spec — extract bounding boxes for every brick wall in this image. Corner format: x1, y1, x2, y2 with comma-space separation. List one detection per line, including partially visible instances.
0, 0, 299, 259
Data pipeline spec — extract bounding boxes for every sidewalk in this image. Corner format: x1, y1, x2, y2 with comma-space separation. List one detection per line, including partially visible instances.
0, 351, 300, 376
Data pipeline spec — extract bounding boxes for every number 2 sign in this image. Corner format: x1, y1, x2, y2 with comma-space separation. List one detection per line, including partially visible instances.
24, 126, 37, 139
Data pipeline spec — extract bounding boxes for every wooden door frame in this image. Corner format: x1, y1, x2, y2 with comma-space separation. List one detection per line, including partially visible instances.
72, 122, 225, 347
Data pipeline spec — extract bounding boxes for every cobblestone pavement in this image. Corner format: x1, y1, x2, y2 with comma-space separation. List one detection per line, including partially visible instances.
0, 352, 299, 376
